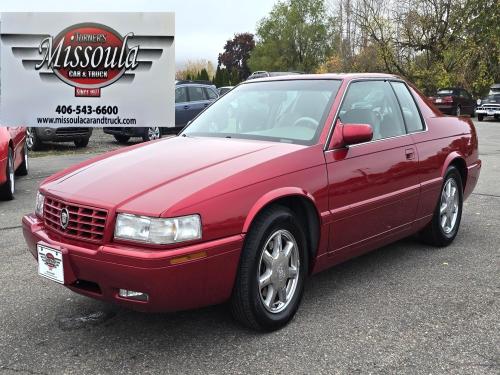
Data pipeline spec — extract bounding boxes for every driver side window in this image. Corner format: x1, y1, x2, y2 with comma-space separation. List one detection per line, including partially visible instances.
339, 81, 406, 141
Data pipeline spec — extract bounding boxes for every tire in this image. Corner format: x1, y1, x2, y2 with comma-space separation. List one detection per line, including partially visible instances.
74, 138, 90, 148
231, 206, 308, 331
114, 135, 130, 144
419, 166, 463, 247
455, 105, 461, 116
142, 127, 161, 142
0, 148, 15, 200
26, 127, 43, 151
478, 114, 483, 121
16, 142, 29, 176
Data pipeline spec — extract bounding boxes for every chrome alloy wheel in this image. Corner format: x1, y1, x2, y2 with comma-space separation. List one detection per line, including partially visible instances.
258, 229, 300, 314
440, 178, 459, 234
147, 127, 161, 141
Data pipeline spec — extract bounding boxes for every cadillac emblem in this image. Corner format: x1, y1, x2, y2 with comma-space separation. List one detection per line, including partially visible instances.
60, 208, 69, 229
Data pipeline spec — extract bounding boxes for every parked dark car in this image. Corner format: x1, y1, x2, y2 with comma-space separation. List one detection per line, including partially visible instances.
476, 83, 500, 121
218, 86, 234, 96
428, 88, 475, 117
104, 81, 219, 143
27, 127, 92, 151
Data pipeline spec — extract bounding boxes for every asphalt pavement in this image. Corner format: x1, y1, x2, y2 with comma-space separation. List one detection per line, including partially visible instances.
0, 120, 498, 374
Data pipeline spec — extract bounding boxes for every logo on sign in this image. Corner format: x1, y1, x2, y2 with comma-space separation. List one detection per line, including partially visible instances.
60, 208, 70, 229
34, 23, 140, 97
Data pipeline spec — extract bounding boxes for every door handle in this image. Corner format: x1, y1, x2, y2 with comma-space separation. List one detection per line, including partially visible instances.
204, 103, 208, 107
183, 105, 189, 110
405, 148, 415, 160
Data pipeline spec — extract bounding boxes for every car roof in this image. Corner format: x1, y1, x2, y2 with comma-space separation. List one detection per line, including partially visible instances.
241, 72, 402, 84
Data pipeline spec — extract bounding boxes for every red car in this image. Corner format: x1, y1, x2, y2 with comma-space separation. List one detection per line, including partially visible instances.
23, 74, 481, 331
1, 127, 28, 200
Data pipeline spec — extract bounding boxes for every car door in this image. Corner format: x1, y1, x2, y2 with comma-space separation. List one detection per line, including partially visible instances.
325, 80, 420, 256
175, 86, 190, 126
186, 86, 208, 121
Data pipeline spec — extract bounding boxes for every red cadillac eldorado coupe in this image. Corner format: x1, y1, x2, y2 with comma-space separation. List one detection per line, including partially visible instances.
22, 74, 481, 331
1, 127, 28, 200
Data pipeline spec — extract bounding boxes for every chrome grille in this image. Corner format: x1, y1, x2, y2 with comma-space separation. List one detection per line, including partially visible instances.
44, 196, 107, 243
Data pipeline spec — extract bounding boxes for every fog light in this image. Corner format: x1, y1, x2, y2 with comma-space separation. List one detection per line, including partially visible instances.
119, 289, 149, 301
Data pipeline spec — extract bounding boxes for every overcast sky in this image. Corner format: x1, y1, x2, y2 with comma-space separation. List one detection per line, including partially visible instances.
0, 0, 277, 67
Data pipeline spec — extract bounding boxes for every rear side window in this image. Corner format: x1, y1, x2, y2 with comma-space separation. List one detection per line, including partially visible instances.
339, 80, 406, 141
187, 87, 205, 102
391, 82, 424, 133
175, 87, 187, 103
204, 87, 218, 100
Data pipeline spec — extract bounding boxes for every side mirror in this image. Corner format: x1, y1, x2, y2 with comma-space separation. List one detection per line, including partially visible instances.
342, 123, 373, 145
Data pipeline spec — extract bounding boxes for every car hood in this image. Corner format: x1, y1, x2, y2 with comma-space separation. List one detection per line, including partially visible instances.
42, 136, 314, 216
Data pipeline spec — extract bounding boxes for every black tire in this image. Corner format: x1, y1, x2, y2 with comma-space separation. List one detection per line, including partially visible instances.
470, 109, 475, 118
478, 114, 483, 121
455, 105, 461, 116
231, 206, 308, 331
114, 135, 130, 144
142, 127, 162, 142
419, 166, 463, 247
26, 128, 43, 151
0, 148, 15, 200
74, 138, 90, 148
16, 142, 29, 176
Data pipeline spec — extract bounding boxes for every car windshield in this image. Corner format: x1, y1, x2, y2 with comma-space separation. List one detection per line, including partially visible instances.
181, 80, 341, 145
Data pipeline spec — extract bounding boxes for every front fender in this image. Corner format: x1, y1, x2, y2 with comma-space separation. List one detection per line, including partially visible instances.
242, 187, 317, 233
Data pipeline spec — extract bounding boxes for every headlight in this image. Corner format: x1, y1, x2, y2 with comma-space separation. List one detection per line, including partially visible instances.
114, 213, 201, 245
477, 99, 481, 106
35, 191, 45, 218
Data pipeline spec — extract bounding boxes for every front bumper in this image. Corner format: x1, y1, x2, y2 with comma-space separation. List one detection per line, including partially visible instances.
103, 127, 146, 137
36, 127, 92, 142
22, 214, 243, 312
476, 107, 500, 116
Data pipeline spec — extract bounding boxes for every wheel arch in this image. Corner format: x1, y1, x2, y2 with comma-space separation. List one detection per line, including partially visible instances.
442, 152, 467, 190
243, 188, 321, 272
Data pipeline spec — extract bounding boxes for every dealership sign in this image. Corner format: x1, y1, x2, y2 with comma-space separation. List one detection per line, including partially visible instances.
0, 13, 175, 127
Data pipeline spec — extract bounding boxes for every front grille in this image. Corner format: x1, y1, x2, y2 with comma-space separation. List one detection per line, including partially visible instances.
44, 197, 107, 243
478, 105, 500, 110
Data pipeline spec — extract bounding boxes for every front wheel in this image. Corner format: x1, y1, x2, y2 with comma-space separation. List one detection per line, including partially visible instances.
142, 127, 161, 142
478, 114, 483, 121
0, 148, 15, 200
16, 142, 29, 176
419, 166, 463, 247
231, 206, 308, 331
26, 128, 43, 151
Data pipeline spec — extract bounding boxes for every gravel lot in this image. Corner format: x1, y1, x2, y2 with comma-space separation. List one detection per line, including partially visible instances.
0, 119, 498, 374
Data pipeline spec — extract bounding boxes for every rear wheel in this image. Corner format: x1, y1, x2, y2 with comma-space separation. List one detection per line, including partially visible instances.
419, 166, 463, 247
0, 148, 15, 200
74, 138, 90, 148
455, 105, 461, 116
231, 206, 308, 331
142, 127, 161, 142
114, 135, 130, 144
